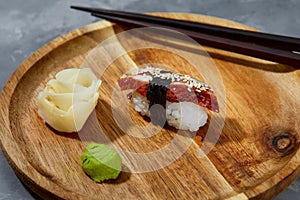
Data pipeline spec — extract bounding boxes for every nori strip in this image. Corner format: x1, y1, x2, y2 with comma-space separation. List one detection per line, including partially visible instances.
146, 75, 172, 126
146, 76, 172, 108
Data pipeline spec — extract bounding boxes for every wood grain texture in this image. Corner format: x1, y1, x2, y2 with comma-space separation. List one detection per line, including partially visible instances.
0, 13, 299, 200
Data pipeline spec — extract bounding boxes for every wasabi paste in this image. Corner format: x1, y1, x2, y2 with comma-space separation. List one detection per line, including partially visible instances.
81, 143, 122, 182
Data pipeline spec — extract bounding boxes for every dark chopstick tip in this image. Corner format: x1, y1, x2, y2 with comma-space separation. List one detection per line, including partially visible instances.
70, 5, 92, 12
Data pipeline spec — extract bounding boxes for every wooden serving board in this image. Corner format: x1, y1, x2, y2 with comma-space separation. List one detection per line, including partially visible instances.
0, 13, 299, 200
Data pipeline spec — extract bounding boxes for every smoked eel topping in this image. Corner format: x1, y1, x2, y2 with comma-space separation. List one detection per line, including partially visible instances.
118, 67, 219, 113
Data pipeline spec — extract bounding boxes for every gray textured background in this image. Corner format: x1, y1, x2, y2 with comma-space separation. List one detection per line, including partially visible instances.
0, 0, 299, 199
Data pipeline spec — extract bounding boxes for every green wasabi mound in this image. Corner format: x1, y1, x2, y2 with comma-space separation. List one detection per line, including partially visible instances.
81, 143, 122, 182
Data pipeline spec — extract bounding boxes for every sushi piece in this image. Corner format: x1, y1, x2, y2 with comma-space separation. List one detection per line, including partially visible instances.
118, 67, 219, 132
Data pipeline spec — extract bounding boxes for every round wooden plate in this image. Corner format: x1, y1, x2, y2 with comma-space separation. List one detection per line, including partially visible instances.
0, 13, 299, 200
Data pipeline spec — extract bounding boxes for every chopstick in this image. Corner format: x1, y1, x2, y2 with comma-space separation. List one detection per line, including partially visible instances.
71, 6, 300, 51
71, 6, 300, 67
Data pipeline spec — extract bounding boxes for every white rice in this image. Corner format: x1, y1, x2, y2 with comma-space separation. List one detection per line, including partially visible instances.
131, 92, 208, 132
131, 92, 150, 117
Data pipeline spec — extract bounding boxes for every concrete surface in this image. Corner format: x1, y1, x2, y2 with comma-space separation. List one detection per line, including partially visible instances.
0, 0, 299, 199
